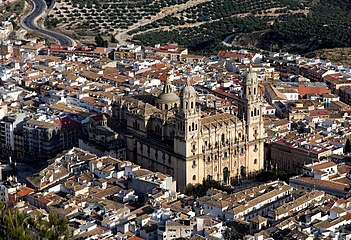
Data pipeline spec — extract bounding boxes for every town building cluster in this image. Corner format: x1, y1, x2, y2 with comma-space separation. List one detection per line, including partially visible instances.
1, 32, 351, 238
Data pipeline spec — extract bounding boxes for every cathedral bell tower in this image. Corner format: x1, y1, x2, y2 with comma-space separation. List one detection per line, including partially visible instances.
238, 65, 265, 173
174, 78, 200, 156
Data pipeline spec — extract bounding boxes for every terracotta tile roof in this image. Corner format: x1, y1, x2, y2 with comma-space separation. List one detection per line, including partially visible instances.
16, 186, 34, 198
293, 177, 348, 192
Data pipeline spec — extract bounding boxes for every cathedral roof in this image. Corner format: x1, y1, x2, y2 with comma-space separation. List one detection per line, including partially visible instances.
116, 96, 161, 117
201, 113, 240, 128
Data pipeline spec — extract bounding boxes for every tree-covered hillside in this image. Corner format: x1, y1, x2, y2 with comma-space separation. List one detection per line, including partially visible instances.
132, 0, 351, 55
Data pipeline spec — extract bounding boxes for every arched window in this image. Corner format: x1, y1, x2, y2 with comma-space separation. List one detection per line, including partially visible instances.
254, 108, 257, 116
193, 175, 196, 181
221, 133, 225, 142
192, 122, 195, 131
207, 175, 212, 181
254, 88, 256, 95
254, 159, 258, 164
191, 101, 194, 109
165, 104, 168, 110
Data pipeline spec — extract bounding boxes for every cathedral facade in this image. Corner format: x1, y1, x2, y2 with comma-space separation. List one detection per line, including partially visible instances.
112, 68, 265, 191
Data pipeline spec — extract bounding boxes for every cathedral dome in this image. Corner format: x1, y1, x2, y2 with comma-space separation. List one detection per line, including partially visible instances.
158, 92, 180, 103
157, 75, 180, 104
179, 79, 196, 99
155, 73, 180, 111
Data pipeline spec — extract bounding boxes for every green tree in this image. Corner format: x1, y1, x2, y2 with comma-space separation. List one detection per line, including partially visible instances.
223, 227, 244, 240
185, 179, 232, 197
95, 34, 108, 47
110, 34, 118, 43
0, 206, 69, 240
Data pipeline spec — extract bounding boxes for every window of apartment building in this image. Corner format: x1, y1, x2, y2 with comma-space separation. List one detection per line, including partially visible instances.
193, 175, 196, 181
254, 159, 257, 164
